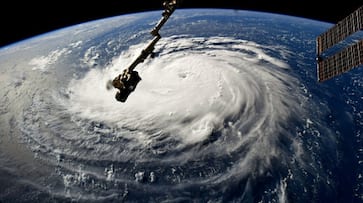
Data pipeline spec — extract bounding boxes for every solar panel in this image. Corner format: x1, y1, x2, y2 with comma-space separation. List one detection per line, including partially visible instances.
316, 6, 363, 56
316, 5, 363, 82
318, 39, 363, 81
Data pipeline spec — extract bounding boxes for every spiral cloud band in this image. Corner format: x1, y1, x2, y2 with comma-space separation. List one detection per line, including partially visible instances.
22, 36, 310, 201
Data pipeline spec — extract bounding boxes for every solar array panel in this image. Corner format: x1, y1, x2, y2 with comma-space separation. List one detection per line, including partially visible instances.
316, 6, 363, 56
317, 39, 363, 81
316, 6, 363, 82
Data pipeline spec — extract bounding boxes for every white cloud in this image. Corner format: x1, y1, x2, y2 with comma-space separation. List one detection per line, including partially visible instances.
29, 48, 68, 71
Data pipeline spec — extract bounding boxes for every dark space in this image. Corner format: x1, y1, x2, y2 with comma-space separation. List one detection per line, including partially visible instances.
1, 0, 362, 47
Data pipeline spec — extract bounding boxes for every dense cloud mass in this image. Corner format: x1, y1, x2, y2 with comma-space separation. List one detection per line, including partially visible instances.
22, 35, 310, 201
63, 36, 297, 157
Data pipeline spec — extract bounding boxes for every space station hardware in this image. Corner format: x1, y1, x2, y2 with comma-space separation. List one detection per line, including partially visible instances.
110, 0, 177, 102
316, 6, 363, 82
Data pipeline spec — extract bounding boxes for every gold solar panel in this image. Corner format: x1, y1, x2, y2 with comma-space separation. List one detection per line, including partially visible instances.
317, 40, 363, 81
316, 6, 363, 82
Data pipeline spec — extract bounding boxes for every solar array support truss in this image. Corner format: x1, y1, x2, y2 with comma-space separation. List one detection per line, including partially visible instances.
316, 6, 363, 82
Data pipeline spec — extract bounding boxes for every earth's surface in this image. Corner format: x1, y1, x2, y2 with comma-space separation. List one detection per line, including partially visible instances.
0, 9, 362, 202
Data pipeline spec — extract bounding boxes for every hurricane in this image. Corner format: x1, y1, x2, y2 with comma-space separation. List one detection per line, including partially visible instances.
6, 34, 337, 202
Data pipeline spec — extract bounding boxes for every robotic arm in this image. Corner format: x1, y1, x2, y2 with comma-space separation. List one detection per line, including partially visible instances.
110, 0, 177, 102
